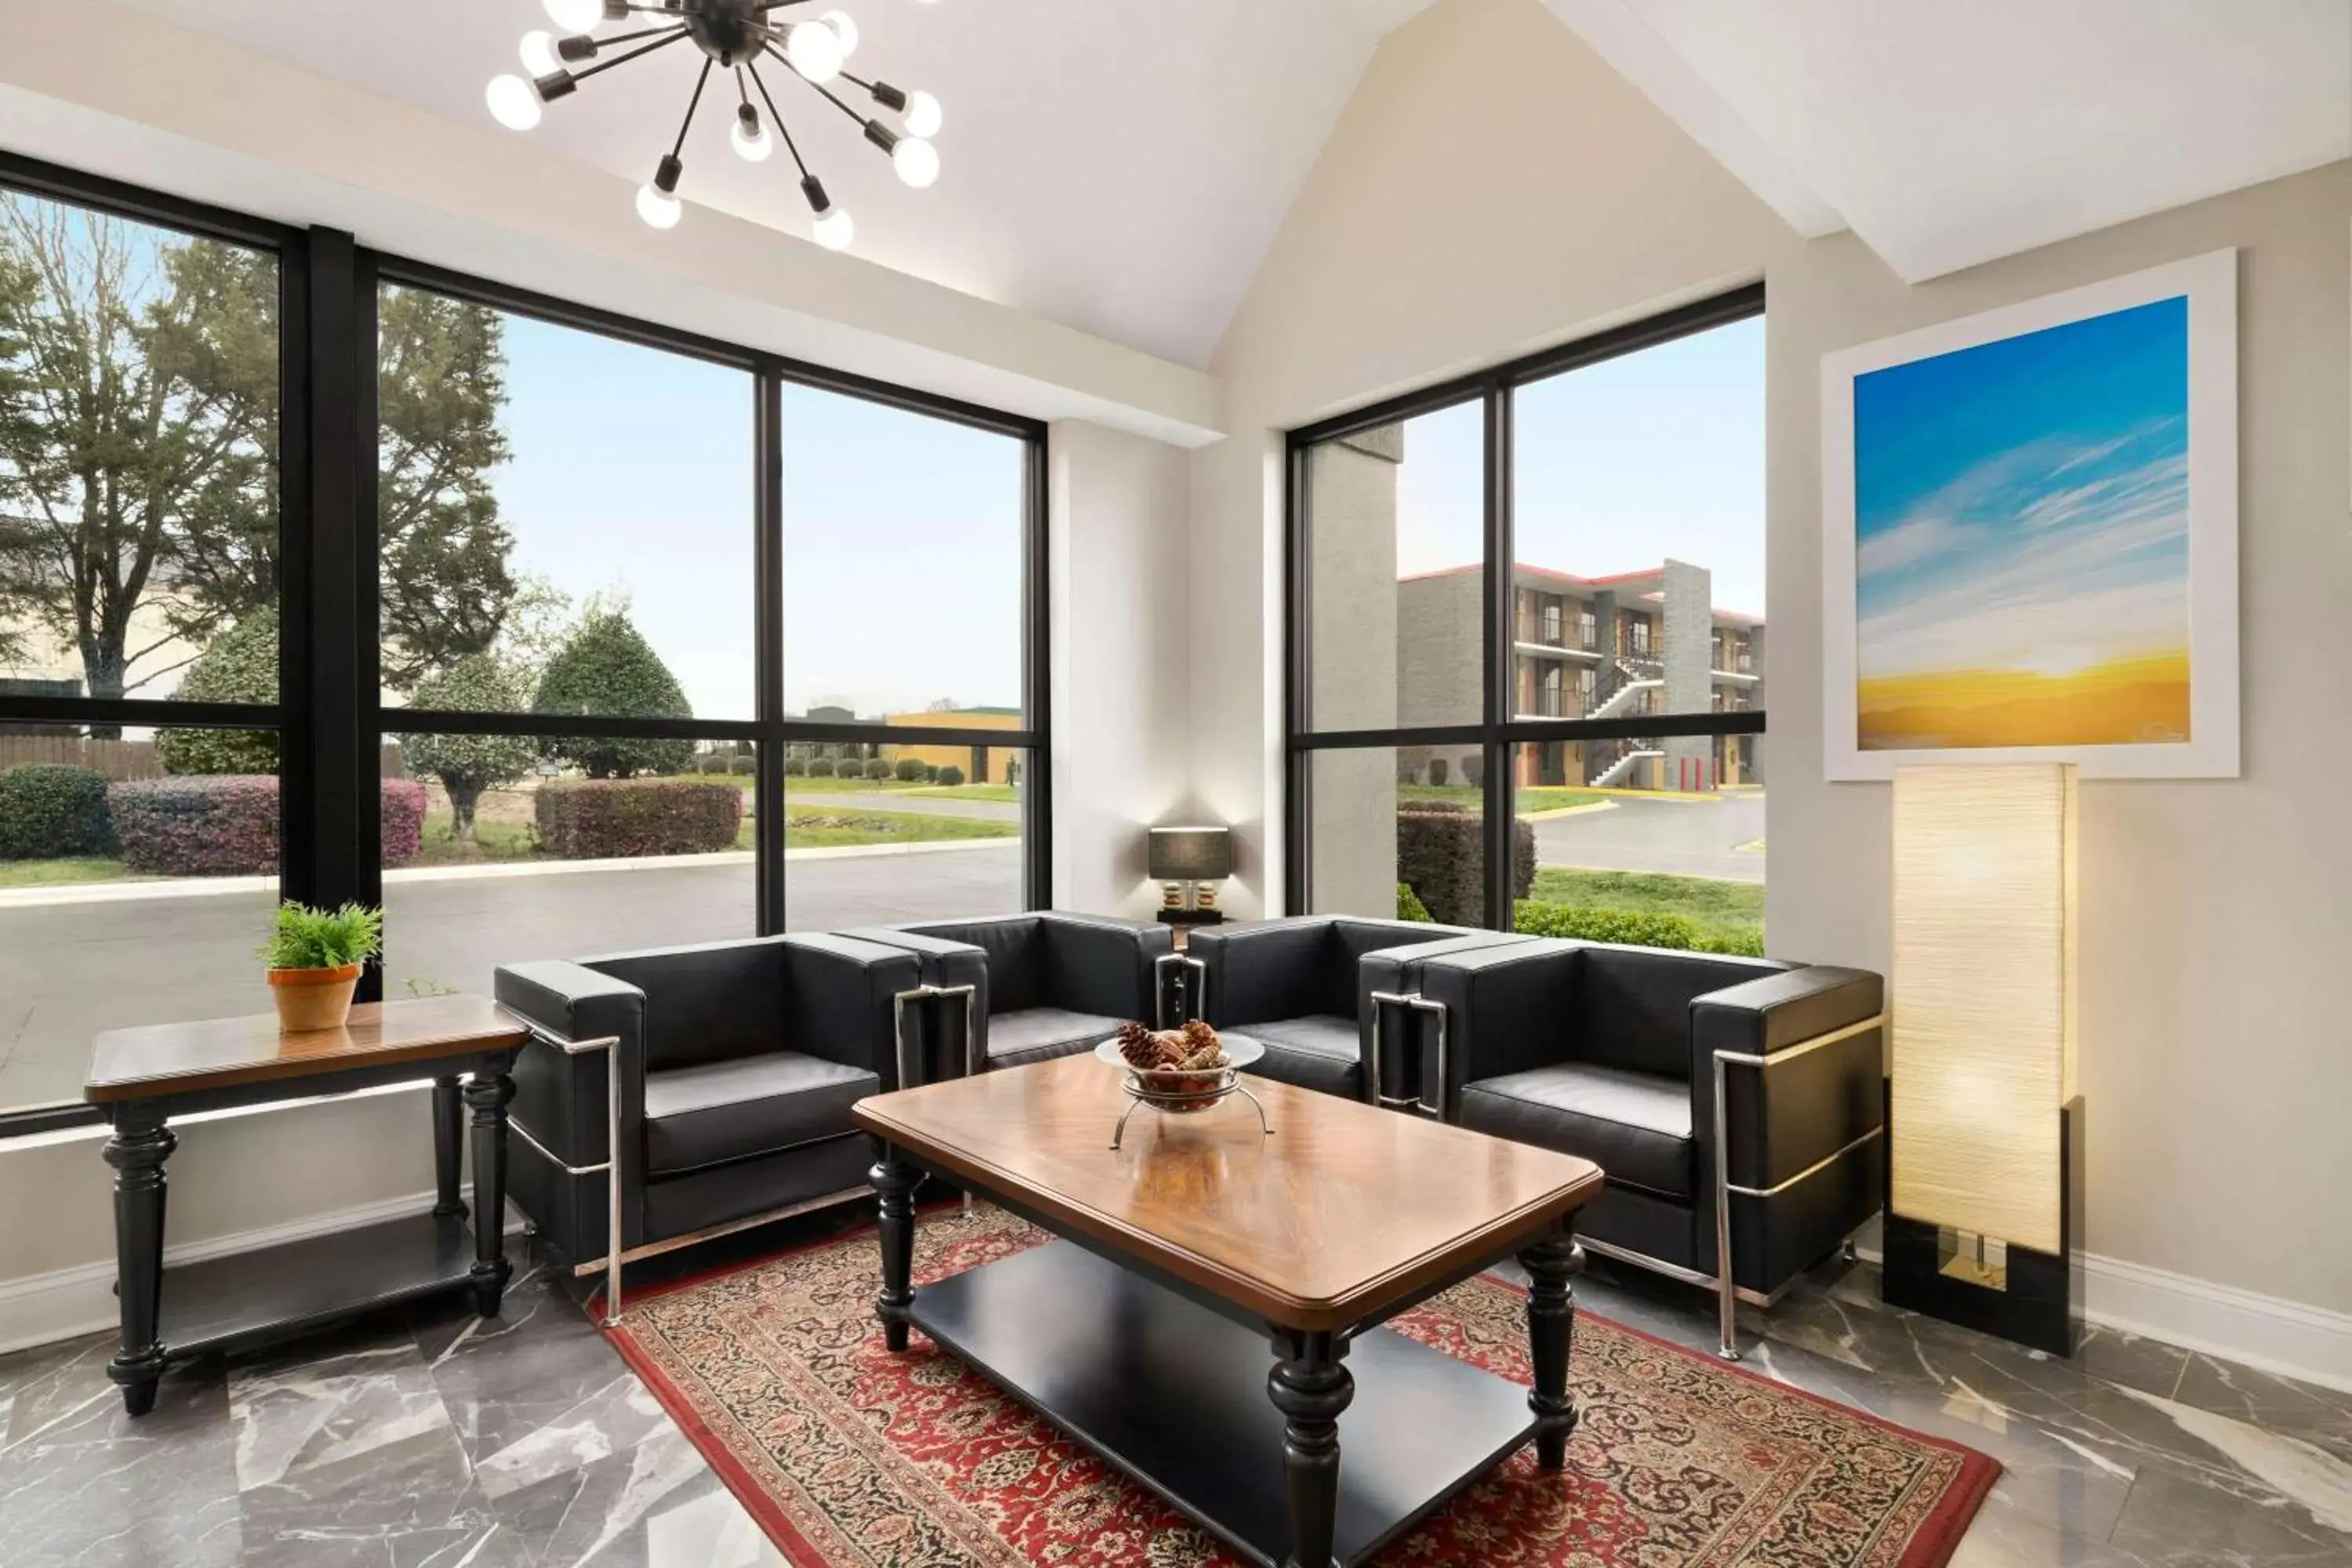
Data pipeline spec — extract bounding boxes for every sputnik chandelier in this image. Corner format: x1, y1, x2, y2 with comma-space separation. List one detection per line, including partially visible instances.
486, 0, 946, 252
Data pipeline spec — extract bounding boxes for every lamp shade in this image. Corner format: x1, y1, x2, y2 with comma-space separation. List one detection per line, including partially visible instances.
1890, 764, 2076, 1256
1148, 826, 1233, 882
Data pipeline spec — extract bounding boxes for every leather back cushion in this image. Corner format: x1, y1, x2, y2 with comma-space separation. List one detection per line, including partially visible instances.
906, 916, 1044, 1015
1327, 918, 1458, 1016
1573, 946, 1791, 1079
587, 939, 789, 1073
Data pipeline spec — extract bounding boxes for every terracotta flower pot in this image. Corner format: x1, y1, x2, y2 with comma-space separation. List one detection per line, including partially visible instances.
268, 962, 363, 1033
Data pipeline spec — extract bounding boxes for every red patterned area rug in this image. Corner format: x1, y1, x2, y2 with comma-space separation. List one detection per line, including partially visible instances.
604, 1206, 1996, 1567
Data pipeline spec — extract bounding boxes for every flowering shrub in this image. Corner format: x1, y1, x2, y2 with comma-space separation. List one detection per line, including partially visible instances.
535, 779, 742, 860
111, 776, 430, 876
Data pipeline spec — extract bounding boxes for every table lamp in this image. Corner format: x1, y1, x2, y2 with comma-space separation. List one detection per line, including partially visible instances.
1882, 763, 2081, 1355
1149, 826, 1233, 929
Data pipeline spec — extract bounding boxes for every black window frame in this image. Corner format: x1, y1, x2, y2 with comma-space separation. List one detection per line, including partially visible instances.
1283, 284, 1766, 926
0, 152, 1051, 1138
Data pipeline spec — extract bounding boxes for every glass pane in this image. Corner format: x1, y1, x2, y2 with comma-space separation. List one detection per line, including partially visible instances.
782, 744, 1025, 927
1511, 734, 1764, 955
0, 193, 279, 702
377, 284, 755, 724
0, 724, 278, 1112
779, 386, 1026, 732
1308, 746, 1492, 925
1511, 317, 1764, 718
379, 733, 756, 1000
1307, 400, 1485, 731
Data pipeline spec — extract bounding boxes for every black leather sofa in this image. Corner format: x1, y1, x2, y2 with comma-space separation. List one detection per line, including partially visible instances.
492, 931, 920, 1287
1410, 937, 1885, 1359
847, 913, 1175, 1081
1184, 916, 1532, 1102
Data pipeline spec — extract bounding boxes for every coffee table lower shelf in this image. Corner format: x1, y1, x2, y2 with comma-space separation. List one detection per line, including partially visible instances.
908, 1239, 1538, 1568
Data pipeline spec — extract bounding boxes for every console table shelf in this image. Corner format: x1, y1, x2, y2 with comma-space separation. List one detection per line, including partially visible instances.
155, 1213, 483, 1361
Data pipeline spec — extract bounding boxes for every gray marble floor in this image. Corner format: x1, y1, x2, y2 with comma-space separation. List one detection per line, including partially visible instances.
4, 1210, 2349, 1566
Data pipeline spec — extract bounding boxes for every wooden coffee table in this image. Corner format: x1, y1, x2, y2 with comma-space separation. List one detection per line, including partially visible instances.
852, 1053, 1604, 1568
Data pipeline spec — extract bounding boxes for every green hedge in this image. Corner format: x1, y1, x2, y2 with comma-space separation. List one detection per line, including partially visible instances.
535, 779, 742, 859
1396, 882, 1433, 922
1396, 803, 1532, 926
1513, 899, 1766, 957
893, 757, 928, 782
935, 764, 965, 786
807, 758, 836, 778
110, 777, 425, 876
863, 757, 893, 780
0, 764, 115, 858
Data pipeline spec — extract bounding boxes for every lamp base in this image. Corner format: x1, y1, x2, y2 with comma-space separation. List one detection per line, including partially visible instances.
1882, 1098, 2082, 1356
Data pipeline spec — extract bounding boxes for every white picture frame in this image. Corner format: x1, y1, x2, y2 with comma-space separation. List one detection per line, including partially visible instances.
1821, 249, 2239, 781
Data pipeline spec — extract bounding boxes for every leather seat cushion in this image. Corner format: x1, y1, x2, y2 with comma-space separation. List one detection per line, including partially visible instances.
988, 1007, 1124, 1069
644, 1051, 878, 1176
1459, 1064, 1693, 1200
1240, 1014, 1361, 1098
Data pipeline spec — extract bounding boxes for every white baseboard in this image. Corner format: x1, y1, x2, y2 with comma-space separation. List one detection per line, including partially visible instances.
1856, 1236, 2352, 1394
2079, 1251, 2352, 1395
0, 1188, 453, 1357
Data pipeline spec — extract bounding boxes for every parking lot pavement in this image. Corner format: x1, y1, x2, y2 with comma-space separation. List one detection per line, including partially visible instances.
1530, 791, 1766, 884
0, 844, 1022, 1114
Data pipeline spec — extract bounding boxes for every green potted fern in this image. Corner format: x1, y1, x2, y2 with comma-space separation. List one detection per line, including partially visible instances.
261, 901, 384, 1033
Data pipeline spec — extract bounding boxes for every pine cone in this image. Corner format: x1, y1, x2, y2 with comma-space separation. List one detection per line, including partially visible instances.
1180, 1019, 1221, 1055
1116, 1020, 1171, 1069
1175, 1042, 1229, 1071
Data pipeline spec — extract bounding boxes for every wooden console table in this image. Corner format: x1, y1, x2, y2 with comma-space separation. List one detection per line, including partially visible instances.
83, 996, 528, 1416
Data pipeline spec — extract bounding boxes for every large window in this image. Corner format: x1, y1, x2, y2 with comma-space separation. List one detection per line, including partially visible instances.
1288, 290, 1765, 950
0, 155, 1047, 1130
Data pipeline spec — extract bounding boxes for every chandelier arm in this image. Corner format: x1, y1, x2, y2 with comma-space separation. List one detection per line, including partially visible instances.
745, 61, 814, 180
760, 41, 871, 131
568, 26, 691, 85
670, 56, 716, 159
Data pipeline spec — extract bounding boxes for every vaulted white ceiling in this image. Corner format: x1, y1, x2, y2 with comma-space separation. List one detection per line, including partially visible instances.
107, 0, 1442, 368
1545, 0, 2352, 281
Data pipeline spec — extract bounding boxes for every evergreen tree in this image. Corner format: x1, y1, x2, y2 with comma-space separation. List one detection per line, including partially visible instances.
154, 607, 279, 774
532, 610, 694, 778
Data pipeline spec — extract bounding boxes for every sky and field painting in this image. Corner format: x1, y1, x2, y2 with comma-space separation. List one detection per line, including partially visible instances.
1853, 295, 2191, 751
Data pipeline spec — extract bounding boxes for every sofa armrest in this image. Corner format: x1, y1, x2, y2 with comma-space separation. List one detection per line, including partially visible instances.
841, 927, 992, 1081
1185, 918, 1330, 1028
1358, 931, 1540, 1109
777, 933, 926, 1089
1038, 912, 1174, 1022
1692, 966, 1886, 1194
494, 959, 649, 1250
1411, 939, 1582, 1120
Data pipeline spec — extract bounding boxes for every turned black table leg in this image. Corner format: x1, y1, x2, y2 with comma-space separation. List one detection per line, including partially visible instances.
1519, 1221, 1584, 1469
873, 1145, 918, 1352
104, 1103, 176, 1417
463, 1073, 515, 1316
431, 1076, 467, 1219
1269, 1327, 1354, 1568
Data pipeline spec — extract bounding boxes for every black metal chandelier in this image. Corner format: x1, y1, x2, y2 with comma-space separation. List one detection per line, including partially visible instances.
486, 0, 946, 252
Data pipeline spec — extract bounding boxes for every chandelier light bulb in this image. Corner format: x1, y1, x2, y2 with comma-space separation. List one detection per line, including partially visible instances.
813, 206, 855, 250
820, 9, 860, 56
637, 181, 683, 228
891, 136, 940, 189
543, 0, 602, 34
902, 89, 943, 139
783, 21, 844, 84
731, 104, 774, 163
519, 31, 561, 78
485, 74, 543, 131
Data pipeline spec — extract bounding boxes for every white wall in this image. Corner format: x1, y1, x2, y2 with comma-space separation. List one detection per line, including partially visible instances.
1049, 421, 1196, 918
1194, 0, 2352, 1359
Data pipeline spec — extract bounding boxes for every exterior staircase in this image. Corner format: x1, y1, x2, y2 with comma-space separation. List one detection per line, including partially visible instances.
1588, 745, 1663, 789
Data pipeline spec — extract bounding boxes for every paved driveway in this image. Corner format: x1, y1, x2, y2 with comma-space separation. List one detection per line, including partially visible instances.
0, 844, 1022, 1114
1530, 792, 1766, 884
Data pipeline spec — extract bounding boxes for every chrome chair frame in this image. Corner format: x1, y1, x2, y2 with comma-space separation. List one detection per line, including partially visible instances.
1156, 951, 1207, 1026
891, 982, 981, 1085
1370, 993, 1887, 1359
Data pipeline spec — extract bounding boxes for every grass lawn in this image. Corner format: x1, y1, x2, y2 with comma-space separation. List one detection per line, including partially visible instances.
783, 776, 915, 793
784, 806, 1018, 848
1528, 866, 1762, 942
1401, 782, 1606, 813
409, 818, 543, 866
0, 856, 147, 888
906, 783, 1021, 803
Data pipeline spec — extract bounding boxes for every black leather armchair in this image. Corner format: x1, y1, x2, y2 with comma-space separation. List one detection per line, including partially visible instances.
1185, 916, 1531, 1102
846, 912, 1176, 1080
492, 931, 920, 1315
1412, 938, 1886, 1358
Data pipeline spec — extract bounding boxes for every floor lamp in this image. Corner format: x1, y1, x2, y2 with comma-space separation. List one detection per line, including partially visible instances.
1882, 763, 2082, 1355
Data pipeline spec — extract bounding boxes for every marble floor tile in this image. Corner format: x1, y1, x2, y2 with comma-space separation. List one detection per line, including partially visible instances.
228, 1323, 457, 1493
234, 1420, 506, 1568
488, 1420, 716, 1567
2107, 1453, 2352, 1566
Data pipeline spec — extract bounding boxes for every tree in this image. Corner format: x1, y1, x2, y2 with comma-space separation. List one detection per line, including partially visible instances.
0, 198, 276, 722
154, 608, 279, 774
375, 286, 521, 691
400, 656, 537, 841
532, 610, 693, 778
0, 209, 521, 724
